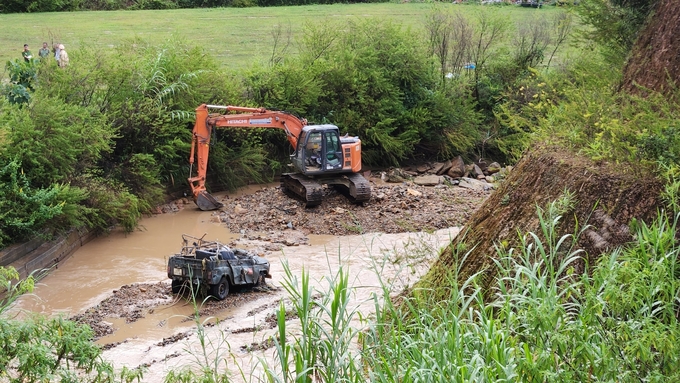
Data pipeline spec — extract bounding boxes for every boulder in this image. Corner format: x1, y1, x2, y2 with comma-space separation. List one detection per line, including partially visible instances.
473, 164, 485, 178
442, 175, 460, 185
464, 164, 475, 178
413, 175, 442, 186
234, 204, 249, 215
381, 168, 408, 183
487, 162, 501, 175
416, 164, 431, 173
431, 162, 446, 175
447, 156, 466, 178
493, 165, 513, 180
475, 158, 488, 173
458, 177, 493, 192
406, 188, 423, 197
437, 160, 453, 175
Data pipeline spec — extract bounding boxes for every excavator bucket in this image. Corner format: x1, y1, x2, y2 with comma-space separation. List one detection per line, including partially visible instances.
196, 191, 224, 211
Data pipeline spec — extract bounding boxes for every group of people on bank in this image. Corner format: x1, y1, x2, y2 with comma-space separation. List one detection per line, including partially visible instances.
22, 42, 69, 67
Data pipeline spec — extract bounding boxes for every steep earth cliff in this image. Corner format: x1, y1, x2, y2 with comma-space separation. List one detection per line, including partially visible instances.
621, 0, 680, 98
419, 145, 664, 297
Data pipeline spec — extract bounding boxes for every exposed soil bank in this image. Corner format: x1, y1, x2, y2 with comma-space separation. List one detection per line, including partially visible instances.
421, 145, 664, 294
621, 0, 680, 98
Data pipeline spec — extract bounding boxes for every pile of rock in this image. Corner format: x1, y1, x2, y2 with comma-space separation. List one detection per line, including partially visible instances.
377, 156, 511, 192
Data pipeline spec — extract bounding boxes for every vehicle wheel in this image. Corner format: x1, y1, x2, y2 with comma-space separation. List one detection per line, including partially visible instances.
171, 279, 184, 294
209, 278, 229, 300
254, 273, 266, 287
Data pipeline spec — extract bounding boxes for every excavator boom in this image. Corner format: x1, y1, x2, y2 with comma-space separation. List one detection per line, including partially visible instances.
188, 103, 370, 210
189, 104, 307, 210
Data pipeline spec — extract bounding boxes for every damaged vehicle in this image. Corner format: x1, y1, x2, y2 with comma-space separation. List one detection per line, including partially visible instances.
167, 234, 271, 300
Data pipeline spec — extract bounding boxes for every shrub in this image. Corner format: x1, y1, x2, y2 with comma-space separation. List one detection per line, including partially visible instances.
79, 173, 148, 233
1, 60, 38, 105
247, 19, 482, 166
527, 54, 680, 167
575, 0, 658, 65
0, 313, 144, 382
0, 93, 113, 187
0, 0, 73, 12
204, 137, 271, 191
0, 158, 89, 246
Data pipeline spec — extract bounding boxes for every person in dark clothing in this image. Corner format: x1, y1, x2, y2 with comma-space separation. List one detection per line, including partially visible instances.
22, 44, 32, 62
38, 42, 50, 59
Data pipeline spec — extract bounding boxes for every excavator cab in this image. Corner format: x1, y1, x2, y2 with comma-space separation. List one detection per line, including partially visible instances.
293, 126, 344, 175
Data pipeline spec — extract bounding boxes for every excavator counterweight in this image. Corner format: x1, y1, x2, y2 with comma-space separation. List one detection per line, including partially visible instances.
188, 104, 370, 210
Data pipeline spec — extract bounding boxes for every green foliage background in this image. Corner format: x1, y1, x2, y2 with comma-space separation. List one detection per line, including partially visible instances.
2, 1, 675, 247
0, 0, 389, 12
0, 6, 536, 246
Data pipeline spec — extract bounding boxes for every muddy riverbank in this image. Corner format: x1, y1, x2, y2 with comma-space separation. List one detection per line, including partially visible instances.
12, 178, 491, 381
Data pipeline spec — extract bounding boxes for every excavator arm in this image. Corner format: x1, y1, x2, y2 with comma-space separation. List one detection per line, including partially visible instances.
188, 104, 308, 210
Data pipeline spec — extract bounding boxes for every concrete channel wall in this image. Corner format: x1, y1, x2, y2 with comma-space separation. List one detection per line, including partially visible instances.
0, 229, 98, 280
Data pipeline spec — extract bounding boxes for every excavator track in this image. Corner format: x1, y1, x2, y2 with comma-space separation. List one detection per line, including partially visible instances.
324, 173, 371, 204
280, 173, 324, 207
343, 173, 371, 204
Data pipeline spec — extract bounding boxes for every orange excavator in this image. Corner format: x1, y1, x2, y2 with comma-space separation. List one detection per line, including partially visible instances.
188, 104, 371, 210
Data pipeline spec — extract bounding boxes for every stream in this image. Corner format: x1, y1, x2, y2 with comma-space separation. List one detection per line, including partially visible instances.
12, 186, 460, 382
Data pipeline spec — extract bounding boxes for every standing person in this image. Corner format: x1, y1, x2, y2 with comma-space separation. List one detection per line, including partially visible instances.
54, 43, 61, 62
22, 44, 32, 62
57, 44, 69, 68
38, 42, 50, 59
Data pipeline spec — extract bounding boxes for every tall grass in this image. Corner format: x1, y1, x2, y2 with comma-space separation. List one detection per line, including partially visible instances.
252, 190, 680, 382
263, 261, 364, 383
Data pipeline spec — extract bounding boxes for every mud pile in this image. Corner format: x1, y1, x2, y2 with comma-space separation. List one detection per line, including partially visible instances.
215, 181, 490, 236
72, 282, 278, 340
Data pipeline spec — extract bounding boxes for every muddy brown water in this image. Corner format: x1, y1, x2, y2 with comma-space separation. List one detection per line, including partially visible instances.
11, 185, 460, 382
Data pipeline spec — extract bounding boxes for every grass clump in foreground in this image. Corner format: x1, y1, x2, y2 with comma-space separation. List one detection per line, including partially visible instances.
251, 191, 680, 382
0, 267, 145, 382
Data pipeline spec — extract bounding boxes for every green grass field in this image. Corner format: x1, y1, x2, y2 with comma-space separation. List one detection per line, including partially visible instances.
0, 3, 566, 72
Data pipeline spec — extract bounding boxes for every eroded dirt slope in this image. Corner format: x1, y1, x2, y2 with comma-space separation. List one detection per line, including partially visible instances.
420, 146, 664, 296
621, 0, 680, 97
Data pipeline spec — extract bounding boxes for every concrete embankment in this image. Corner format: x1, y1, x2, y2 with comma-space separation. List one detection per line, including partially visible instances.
0, 228, 97, 280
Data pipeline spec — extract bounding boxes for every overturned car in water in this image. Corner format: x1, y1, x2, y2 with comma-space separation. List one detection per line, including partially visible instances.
167, 234, 271, 300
